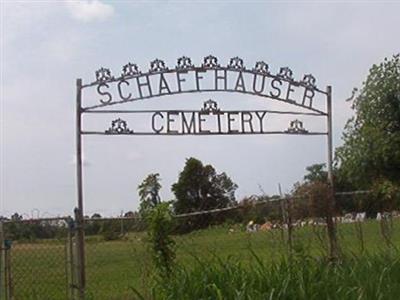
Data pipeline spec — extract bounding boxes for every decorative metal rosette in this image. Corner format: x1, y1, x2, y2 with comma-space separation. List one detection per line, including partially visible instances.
228, 57, 245, 70
105, 118, 134, 134
202, 55, 220, 69
301, 74, 316, 88
149, 59, 168, 73
176, 56, 194, 70
277, 67, 293, 80
286, 119, 308, 134
121, 63, 141, 77
253, 61, 269, 75
201, 99, 220, 114
95, 67, 113, 82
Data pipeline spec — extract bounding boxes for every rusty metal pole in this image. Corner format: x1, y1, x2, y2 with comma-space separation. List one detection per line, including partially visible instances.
326, 86, 339, 260
76, 79, 86, 298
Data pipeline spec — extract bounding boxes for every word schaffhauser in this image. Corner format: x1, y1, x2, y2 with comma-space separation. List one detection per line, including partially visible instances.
96, 68, 316, 108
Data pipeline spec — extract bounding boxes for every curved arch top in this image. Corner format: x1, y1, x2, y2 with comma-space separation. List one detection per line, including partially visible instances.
81, 56, 328, 115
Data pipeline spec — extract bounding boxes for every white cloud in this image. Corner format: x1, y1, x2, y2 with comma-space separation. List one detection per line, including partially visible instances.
65, 0, 114, 22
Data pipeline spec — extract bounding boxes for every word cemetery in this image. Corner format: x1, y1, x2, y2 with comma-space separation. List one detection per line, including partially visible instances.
101, 100, 315, 136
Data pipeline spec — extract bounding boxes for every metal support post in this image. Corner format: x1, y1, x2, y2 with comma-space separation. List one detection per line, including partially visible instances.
326, 85, 339, 259
0, 222, 3, 300
76, 79, 86, 298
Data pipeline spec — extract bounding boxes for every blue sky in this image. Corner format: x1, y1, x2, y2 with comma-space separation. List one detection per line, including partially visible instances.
1, 0, 400, 218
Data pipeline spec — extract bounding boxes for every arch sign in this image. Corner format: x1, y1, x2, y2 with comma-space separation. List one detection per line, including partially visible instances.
80, 55, 330, 137
74, 56, 337, 292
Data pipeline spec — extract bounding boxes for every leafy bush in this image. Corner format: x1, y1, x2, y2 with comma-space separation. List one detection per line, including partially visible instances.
146, 203, 176, 278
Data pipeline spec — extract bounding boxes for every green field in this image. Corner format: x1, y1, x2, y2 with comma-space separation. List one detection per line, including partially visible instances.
5, 219, 400, 299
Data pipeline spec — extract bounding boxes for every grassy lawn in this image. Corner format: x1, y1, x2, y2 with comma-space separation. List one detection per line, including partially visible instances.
5, 219, 400, 299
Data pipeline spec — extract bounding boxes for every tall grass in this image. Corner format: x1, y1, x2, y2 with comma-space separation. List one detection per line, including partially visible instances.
146, 251, 400, 300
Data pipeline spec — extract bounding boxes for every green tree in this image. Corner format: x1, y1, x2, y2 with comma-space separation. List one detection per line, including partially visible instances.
303, 163, 327, 183
336, 54, 400, 188
138, 173, 162, 215
172, 158, 238, 214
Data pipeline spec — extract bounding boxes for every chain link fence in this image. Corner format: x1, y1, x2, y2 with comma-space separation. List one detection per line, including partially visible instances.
0, 193, 399, 299
83, 217, 147, 299
0, 217, 73, 300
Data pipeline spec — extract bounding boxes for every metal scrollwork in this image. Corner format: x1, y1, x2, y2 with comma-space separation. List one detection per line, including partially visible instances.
228, 56, 245, 70
202, 55, 220, 69
150, 59, 168, 73
277, 67, 293, 80
286, 119, 308, 134
176, 56, 194, 70
201, 99, 220, 114
301, 74, 316, 88
95, 67, 113, 82
105, 118, 134, 134
122, 63, 141, 77
253, 61, 269, 74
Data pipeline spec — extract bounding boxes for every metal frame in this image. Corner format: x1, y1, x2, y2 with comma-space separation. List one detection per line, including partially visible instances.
75, 56, 338, 297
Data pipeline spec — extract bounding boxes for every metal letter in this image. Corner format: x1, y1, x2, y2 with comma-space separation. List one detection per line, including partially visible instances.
252, 74, 266, 94
167, 111, 179, 133
159, 73, 172, 95
302, 88, 315, 107
117, 80, 132, 101
151, 112, 164, 133
198, 112, 210, 133
234, 72, 246, 92
241, 112, 254, 133
216, 112, 223, 133
215, 69, 227, 90
98, 82, 112, 104
181, 112, 196, 133
227, 112, 239, 133
286, 82, 295, 102
136, 75, 153, 98
255, 111, 267, 132
270, 78, 282, 98
176, 71, 188, 92
195, 70, 206, 91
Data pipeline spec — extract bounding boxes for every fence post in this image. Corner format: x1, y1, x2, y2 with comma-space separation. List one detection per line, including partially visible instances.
66, 217, 76, 300
74, 209, 85, 300
3, 240, 12, 300
326, 85, 339, 260
0, 222, 3, 300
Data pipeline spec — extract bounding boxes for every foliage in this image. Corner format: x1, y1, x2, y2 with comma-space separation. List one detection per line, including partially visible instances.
138, 173, 162, 216
11, 212, 23, 221
172, 158, 237, 213
146, 203, 176, 278
4, 221, 66, 241
236, 195, 282, 224
303, 163, 327, 183
172, 157, 238, 232
100, 220, 121, 241
336, 54, 400, 188
370, 178, 400, 212
290, 164, 332, 219
292, 181, 330, 219
149, 253, 400, 300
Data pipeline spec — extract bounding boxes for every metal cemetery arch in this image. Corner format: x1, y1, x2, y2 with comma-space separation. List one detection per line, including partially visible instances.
75, 55, 337, 296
